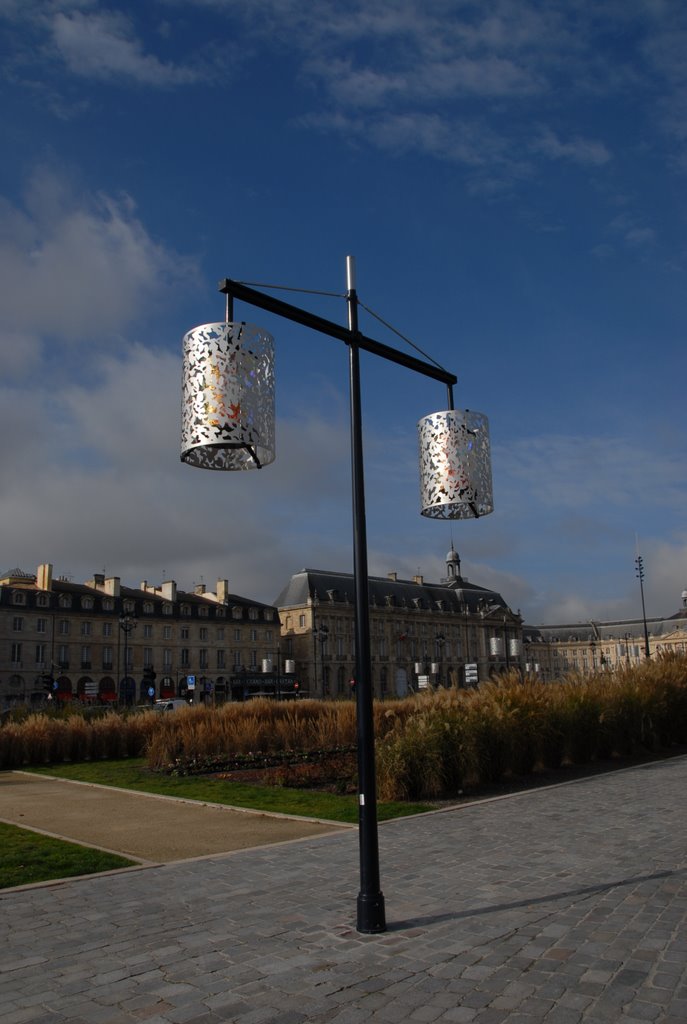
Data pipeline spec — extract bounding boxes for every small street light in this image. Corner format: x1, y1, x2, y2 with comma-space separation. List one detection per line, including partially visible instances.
119, 611, 137, 705
180, 257, 493, 934
635, 554, 651, 659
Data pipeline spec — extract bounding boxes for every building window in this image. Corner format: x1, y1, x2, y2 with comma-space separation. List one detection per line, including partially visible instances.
180, 648, 190, 667
162, 603, 173, 616
81, 621, 92, 636
249, 607, 259, 620
35, 644, 46, 665
217, 650, 226, 670
81, 596, 94, 610
180, 604, 191, 617
264, 609, 274, 621
12, 616, 23, 631
216, 627, 225, 641
198, 605, 209, 617
144, 647, 153, 668
233, 650, 242, 668
163, 626, 172, 640
143, 601, 154, 614
123, 599, 135, 614
299, 614, 306, 628
199, 650, 208, 669
37, 617, 47, 634
103, 622, 113, 637
11, 642, 22, 664
58, 644, 68, 666
234, 628, 241, 642
103, 646, 113, 669
215, 607, 226, 618
81, 646, 91, 669
59, 595, 72, 609
143, 624, 153, 639
250, 629, 257, 642
13, 592, 26, 606
249, 650, 258, 668
102, 598, 114, 611
232, 606, 243, 620
199, 627, 208, 641
58, 619, 70, 635
181, 627, 189, 640
36, 593, 49, 608
163, 649, 172, 669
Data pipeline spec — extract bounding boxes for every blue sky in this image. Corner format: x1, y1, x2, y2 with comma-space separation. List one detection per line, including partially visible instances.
1, 0, 686, 625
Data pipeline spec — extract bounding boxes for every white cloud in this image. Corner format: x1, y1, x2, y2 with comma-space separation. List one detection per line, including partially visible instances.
532, 128, 612, 166
0, 168, 195, 354
498, 434, 687, 514
51, 9, 201, 85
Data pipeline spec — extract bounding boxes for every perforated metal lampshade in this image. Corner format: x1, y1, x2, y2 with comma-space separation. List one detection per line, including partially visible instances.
418, 409, 493, 519
181, 321, 275, 471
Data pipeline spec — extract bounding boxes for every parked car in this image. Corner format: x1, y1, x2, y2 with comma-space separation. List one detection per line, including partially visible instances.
153, 698, 191, 712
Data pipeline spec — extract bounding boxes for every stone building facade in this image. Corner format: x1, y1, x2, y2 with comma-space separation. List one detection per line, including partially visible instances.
523, 593, 687, 681
0, 564, 280, 707
274, 546, 524, 698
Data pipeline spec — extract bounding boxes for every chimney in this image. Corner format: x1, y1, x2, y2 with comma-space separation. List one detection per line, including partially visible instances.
195, 583, 206, 596
216, 580, 229, 603
387, 572, 397, 582
413, 574, 424, 585
161, 580, 177, 601
37, 563, 53, 591
104, 577, 121, 597
92, 574, 105, 588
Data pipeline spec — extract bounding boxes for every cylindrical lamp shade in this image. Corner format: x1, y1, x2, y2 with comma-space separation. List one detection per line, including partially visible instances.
508, 639, 521, 658
418, 409, 493, 519
181, 322, 275, 471
489, 637, 504, 657
284, 659, 295, 674
261, 659, 273, 674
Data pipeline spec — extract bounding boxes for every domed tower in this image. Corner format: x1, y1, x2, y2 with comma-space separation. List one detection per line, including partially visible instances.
445, 543, 462, 583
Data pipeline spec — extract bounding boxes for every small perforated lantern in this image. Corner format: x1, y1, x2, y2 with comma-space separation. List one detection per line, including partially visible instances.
418, 409, 493, 519
181, 321, 275, 470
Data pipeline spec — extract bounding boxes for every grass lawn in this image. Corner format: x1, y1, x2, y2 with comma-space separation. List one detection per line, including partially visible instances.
0, 821, 135, 890
26, 759, 432, 824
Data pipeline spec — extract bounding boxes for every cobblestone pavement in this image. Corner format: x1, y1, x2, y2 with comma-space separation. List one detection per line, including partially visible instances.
2, 755, 687, 1024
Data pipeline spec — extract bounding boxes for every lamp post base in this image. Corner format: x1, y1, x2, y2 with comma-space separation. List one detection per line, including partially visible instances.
357, 891, 386, 934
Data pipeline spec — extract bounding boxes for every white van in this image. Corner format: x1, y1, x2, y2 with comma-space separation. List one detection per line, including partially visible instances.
153, 699, 190, 712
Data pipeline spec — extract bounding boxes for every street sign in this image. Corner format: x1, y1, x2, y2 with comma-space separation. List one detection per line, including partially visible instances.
186, 675, 196, 689
464, 663, 479, 687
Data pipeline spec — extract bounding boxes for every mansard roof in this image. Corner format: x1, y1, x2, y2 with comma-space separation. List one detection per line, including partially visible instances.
274, 567, 510, 615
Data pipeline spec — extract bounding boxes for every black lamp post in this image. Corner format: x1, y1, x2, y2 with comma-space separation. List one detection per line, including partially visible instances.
316, 623, 329, 697
180, 257, 493, 934
119, 611, 137, 705
635, 554, 651, 659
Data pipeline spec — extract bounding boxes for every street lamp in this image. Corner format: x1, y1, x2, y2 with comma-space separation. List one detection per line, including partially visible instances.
119, 611, 137, 705
180, 257, 493, 934
316, 623, 329, 696
635, 554, 651, 659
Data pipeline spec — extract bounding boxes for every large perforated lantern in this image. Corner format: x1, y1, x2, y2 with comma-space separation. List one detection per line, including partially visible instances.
418, 409, 493, 519
181, 321, 275, 470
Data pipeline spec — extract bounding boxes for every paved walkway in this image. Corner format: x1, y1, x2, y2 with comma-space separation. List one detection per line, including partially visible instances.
2, 756, 687, 1023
